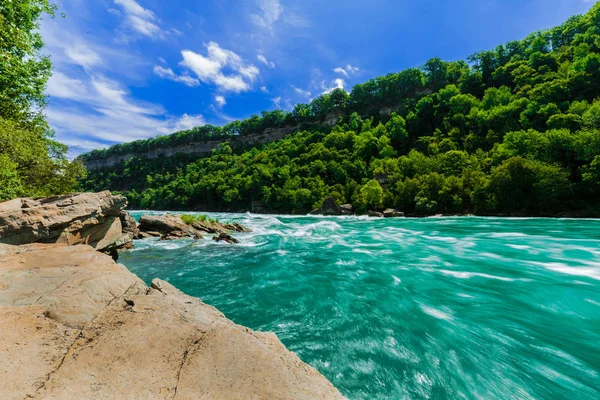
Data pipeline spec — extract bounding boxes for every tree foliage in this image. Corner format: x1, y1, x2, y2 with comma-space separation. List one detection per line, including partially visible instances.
0, 0, 85, 201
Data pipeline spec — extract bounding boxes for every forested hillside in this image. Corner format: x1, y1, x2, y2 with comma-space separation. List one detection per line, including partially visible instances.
0, 1, 85, 201
81, 4, 600, 216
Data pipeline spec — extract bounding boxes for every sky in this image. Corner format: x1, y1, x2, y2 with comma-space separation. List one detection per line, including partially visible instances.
41, 0, 597, 155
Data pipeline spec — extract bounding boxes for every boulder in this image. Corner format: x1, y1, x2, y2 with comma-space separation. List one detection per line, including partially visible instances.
213, 232, 239, 244
160, 231, 200, 241
119, 211, 139, 237
321, 197, 342, 216
227, 222, 253, 233
383, 209, 405, 218
139, 214, 194, 236
0, 243, 343, 399
368, 211, 384, 218
139, 214, 250, 240
0, 191, 133, 252
339, 204, 353, 215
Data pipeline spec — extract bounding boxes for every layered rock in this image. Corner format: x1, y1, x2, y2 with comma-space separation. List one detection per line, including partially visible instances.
139, 214, 251, 241
0, 191, 134, 253
0, 243, 344, 399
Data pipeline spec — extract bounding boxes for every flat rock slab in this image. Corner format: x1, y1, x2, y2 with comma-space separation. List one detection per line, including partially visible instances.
0, 244, 344, 400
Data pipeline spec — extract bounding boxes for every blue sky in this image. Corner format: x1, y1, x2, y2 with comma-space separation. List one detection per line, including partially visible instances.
42, 0, 596, 154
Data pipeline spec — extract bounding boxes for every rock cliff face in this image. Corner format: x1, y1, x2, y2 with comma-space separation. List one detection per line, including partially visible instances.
0, 243, 344, 399
0, 191, 133, 252
83, 126, 297, 171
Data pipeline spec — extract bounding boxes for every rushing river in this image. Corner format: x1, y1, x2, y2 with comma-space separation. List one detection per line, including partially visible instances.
122, 213, 600, 399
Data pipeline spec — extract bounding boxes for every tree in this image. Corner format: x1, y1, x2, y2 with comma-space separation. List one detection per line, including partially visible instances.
0, 0, 56, 126
358, 180, 384, 211
0, 1, 86, 200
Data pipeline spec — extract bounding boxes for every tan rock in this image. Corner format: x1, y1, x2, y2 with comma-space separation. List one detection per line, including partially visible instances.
0, 191, 132, 251
383, 209, 405, 218
0, 244, 344, 400
139, 214, 196, 236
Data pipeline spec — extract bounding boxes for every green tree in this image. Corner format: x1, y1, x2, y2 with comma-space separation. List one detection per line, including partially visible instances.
0, 1, 86, 200
358, 179, 384, 211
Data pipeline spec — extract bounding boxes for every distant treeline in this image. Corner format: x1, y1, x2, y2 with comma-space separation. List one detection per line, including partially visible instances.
81, 4, 600, 216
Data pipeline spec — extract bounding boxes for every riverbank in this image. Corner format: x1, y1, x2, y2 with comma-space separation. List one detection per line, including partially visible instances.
0, 192, 344, 399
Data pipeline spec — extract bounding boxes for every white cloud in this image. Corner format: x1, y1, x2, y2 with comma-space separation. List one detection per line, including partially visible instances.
260, 86, 269, 93
322, 78, 345, 94
47, 71, 88, 99
272, 97, 282, 107
251, 0, 308, 32
41, 9, 205, 153
293, 86, 311, 98
46, 73, 206, 149
257, 54, 275, 68
65, 44, 102, 70
171, 114, 206, 131
333, 67, 348, 77
113, 0, 164, 39
238, 65, 260, 81
215, 95, 227, 108
153, 65, 200, 87
334, 64, 359, 78
251, 0, 283, 31
179, 42, 260, 93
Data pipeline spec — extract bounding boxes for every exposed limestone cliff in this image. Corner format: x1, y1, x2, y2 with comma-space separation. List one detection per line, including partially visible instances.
0, 243, 344, 399
83, 126, 298, 171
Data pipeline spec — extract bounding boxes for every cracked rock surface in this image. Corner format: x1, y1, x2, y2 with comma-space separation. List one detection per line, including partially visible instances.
0, 243, 344, 400
0, 191, 133, 252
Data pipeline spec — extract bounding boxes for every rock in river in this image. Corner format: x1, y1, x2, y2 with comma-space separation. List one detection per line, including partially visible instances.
383, 209, 405, 218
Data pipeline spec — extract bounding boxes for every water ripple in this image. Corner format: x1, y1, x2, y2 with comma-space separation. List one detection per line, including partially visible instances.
122, 213, 600, 399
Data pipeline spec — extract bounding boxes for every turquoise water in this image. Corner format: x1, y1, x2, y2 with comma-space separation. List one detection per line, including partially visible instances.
122, 213, 600, 399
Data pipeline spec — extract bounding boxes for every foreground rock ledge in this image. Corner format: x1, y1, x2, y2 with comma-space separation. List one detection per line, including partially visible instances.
0, 244, 344, 400
0, 191, 135, 253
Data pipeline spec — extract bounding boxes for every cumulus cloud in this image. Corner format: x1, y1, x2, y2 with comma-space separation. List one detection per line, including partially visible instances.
153, 65, 200, 87
215, 95, 227, 108
171, 114, 206, 131
113, 0, 164, 39
260, 86, 269, 93
179, 42, 260, 93
334, 64, 359, 78
41, 11, 205, 153
322, 78, 345, 94
257, 54, 276, 68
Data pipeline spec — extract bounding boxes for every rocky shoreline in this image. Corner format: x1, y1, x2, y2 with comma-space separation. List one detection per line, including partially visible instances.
0, 192, 344, 399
